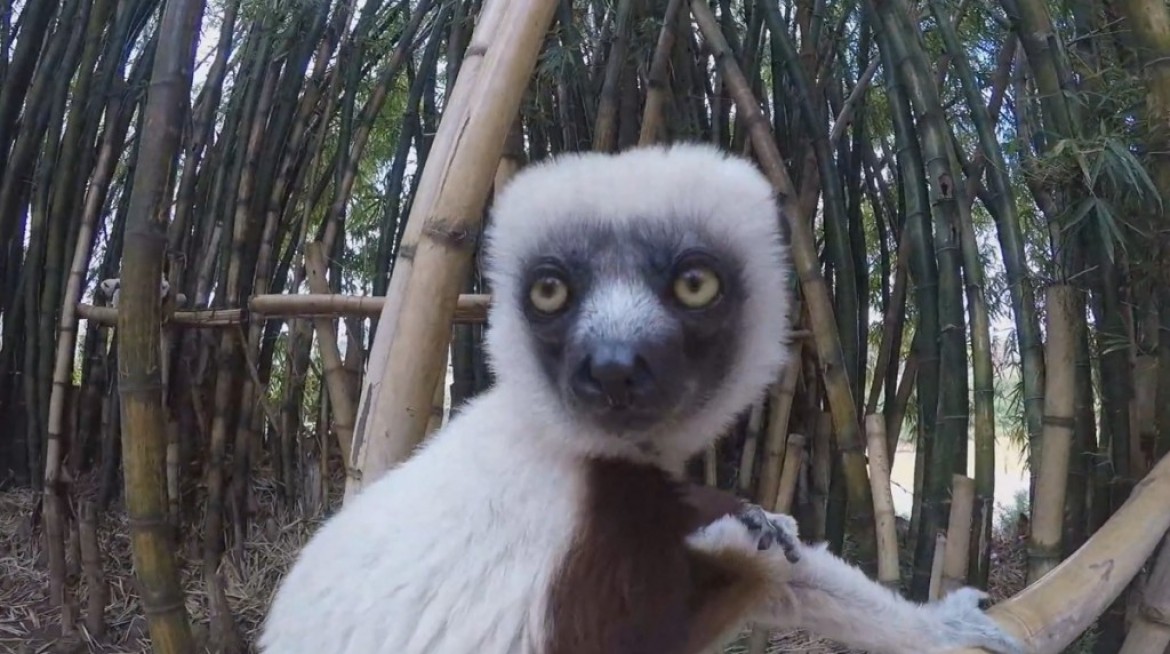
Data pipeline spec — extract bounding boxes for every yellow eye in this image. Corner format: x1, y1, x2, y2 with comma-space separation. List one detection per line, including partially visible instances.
673, 266, 721, 308
530, 276, 569, 314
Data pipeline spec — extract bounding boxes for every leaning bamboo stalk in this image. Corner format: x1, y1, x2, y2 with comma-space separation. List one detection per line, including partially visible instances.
774, 433, 805, 513
1028, 285, 1078, 584
865, 415, 900, 588
1117, 535, 1170, 653
355, 0, 508, 444
304, 242, 357, 464
941, 474, 975, 596
349, 0, 561, 499
41, 64, 134, 633
944, 451, 1170, 653
738, 402, 766, 494
691, 0, 876, 567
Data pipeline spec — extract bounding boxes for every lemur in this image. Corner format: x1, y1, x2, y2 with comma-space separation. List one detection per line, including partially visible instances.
260, 143, 1025, 654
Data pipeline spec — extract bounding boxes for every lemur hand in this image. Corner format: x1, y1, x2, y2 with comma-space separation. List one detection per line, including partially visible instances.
735, 504, 801, 563
927, 587, 1027, 654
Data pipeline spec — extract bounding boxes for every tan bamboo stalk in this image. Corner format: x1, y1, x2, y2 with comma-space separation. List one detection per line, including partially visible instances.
1117, 536, 1170, 653
40, 67, 135, 632
82, 294, 492, 325
349, 0, 560, 499
757, 350, 802, 508
638, 0, 685, 146
115, 0, 202, 649
944, 451, 1170, 654
942, 474, 975, 596
356, 0, 507, 438
747, 432, 807, 654
304, 242, 357, 464
1028, 285, 1079, 584
691, 0, 877, 565
78, 498, 107, 638
425, 344, 451, 437
810, 412, 833, 542
774, 433, 806, 513
738, 402, 766, 494
865, 414, 900, 588
594, 0, 635, 151
929, 531, 948, 601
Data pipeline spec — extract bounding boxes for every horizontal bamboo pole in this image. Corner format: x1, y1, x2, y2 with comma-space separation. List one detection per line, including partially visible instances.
943, 450, 1170, 654
80, 294, 816, 335
76, 294, 491, 325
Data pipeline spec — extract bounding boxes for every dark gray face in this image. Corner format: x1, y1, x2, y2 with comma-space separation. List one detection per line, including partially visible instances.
516, 219, 746, 435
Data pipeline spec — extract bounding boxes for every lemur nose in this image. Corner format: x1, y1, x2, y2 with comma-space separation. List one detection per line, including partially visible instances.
575, 342, 650, 407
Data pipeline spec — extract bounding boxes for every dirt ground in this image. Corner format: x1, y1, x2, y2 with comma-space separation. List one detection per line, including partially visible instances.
0, 479, 1031, 654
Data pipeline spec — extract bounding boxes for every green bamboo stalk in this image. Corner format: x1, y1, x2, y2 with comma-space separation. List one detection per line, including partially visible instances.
691, 0, 877, 570
871, 0, 980, 598
760, 3, 862, 408
115, 0, 205, 650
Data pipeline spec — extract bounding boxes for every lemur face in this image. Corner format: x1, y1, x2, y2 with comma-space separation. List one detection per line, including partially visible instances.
516, 218, 747, 434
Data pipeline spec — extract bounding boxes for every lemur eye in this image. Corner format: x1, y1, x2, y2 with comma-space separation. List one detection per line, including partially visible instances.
673, 265, 721, 309
529, 275, 570, 314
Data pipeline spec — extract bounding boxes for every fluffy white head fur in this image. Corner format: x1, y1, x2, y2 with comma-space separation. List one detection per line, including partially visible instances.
482, 142, 792, 469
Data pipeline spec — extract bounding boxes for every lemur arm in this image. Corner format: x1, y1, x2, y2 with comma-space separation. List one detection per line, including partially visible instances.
684, 511, 1027, 654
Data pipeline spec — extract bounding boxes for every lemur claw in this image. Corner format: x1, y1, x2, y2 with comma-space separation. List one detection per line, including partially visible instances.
736, 504, 801, 563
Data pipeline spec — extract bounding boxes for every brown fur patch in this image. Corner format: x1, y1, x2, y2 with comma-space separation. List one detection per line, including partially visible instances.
544, 458, 766, 654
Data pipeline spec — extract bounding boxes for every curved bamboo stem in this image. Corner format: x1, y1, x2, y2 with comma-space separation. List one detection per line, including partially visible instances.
944, 451, 1170, 653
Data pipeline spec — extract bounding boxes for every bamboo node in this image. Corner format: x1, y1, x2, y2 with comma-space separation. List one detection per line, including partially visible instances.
422, 220, 478, 250
1140, 603, 1170, 628
1041, 414, 1076, 428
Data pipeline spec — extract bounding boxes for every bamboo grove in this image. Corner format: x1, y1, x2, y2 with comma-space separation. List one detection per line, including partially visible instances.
0, 0, 1168, 651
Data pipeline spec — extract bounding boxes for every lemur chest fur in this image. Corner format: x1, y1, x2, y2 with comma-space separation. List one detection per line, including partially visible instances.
546, 457, 755, 654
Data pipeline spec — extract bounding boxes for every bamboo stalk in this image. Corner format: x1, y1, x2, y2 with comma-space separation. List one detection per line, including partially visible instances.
929, 530, 948, 600
304, 242, 357, 465
638, 0, 685, 146
348, 0, 561, 498
944, 451, 1170, 654
1117, 536, 1170, 653
774, 433, 806, 513
757, 348, 802, 510
691, 0, 877, 569
738, 401, 765, 494
941, 474, 975, 596
865, 415, 900, 588
1028, 285, 1078, 584
114, 0, 203, 649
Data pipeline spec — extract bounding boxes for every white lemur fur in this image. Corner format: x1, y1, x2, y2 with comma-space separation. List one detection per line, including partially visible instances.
260, 143, 1025, 654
